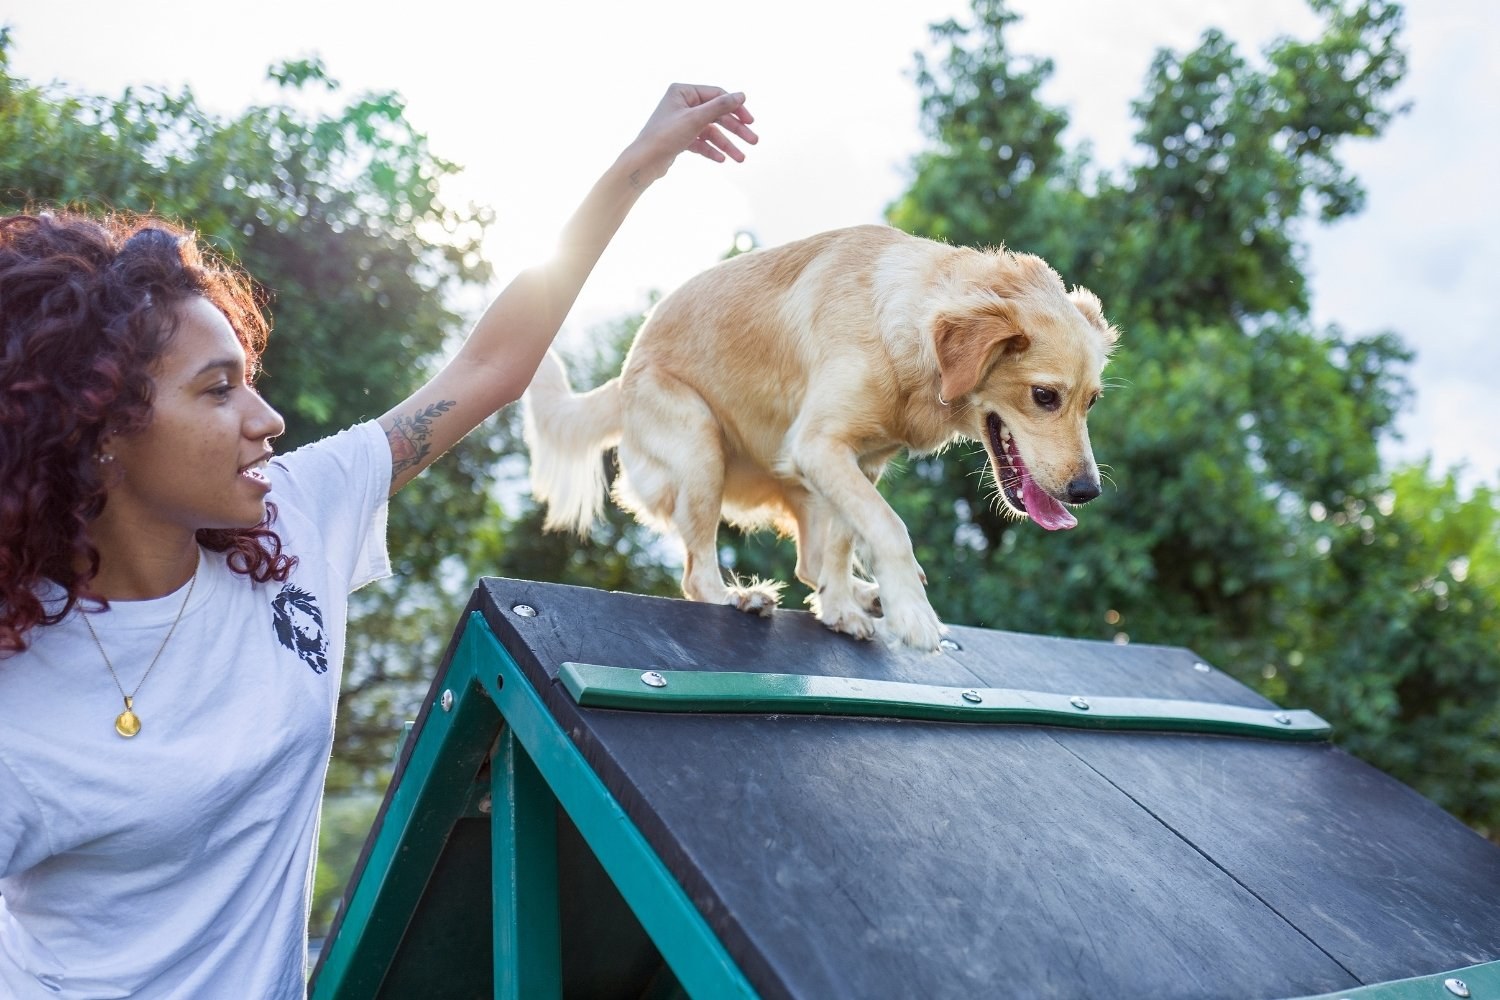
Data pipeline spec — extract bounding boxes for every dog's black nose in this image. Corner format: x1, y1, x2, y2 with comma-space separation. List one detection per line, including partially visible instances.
1066, 477, 1101, 504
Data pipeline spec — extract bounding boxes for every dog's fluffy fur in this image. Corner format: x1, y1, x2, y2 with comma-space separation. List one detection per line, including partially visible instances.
524, 224, 1118, 649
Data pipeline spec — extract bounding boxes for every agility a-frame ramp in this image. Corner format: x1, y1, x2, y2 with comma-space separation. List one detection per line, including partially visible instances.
309, 577, 1500, 999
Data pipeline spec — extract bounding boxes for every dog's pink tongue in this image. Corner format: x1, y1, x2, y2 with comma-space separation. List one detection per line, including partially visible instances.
1022, 478, 1078, 531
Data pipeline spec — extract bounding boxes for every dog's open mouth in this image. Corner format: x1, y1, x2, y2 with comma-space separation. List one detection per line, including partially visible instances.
985, 412, 1078, 531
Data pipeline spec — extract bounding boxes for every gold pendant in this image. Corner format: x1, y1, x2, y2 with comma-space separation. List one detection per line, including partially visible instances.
115, 696, 141, 738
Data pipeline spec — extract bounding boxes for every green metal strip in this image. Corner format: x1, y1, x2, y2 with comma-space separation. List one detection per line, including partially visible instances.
463, 615, 760, 999
309, 664, 501, 999
1289, 959, 1500, 999
558, 663, 1333, 741
493, 728, 562, 1000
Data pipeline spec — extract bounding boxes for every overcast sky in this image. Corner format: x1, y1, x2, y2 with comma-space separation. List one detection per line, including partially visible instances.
7, 0, 1496, 491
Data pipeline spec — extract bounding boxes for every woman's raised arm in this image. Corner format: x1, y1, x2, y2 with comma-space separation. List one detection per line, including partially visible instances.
377, 84, 757, 495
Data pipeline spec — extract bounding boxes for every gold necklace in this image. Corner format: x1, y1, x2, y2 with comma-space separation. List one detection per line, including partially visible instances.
81, 566, 198, 739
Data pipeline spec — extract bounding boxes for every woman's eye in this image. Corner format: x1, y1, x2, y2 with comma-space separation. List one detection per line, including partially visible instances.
208, 384, 233, 400
1031, 386, 1060, 410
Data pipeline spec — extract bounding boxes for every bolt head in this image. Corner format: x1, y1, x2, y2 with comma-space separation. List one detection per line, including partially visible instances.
1274, 712, 1293, 725
1445, 978, 1470, 998
441, 689, 454, 712
1070, 696, 1090, 711
513, 604, 537, 617
641, 670, 668, 688
939, 638, 961, 652
1193, 661, 1211, 673
961, 689, 983, 703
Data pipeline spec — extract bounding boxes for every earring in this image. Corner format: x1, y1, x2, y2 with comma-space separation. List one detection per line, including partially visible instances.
938, 392, 950, 407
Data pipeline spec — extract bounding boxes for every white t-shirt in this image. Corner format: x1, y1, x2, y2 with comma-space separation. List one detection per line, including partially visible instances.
0, 420, 391, 999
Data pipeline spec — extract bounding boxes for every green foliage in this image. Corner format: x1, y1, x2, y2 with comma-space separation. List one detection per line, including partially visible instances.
1112, 0, 1405, 326
311, 792, 383, 935
1, 34, 506, 916
890, 0, 1088, 271
7, 2, 1494, 936
1272, 470, 1500, 833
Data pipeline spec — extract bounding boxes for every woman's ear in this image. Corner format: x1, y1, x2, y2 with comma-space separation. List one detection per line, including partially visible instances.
96, 428, 124, 474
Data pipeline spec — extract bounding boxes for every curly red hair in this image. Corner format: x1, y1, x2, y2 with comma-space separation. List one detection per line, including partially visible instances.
0, 211, 296, 655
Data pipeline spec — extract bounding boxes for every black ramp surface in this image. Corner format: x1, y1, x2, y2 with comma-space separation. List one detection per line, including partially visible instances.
473, 578, 1500, 1000
576, 714, 1356, 999
1050, 731, 1500, 982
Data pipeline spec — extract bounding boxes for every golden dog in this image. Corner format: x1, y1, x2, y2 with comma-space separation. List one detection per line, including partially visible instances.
523, 224, 1119, 650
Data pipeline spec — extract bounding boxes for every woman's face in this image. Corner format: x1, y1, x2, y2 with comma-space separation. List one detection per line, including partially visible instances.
103, 296, 285, 536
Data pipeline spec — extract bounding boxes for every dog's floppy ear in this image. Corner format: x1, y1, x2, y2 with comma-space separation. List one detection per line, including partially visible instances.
933, 302, 1029, 402
1069, 287, 1121, 350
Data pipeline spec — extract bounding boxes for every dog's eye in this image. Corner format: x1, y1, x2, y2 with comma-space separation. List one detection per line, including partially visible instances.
1031, 386, 1060, 411
1088, 392, 1101, 410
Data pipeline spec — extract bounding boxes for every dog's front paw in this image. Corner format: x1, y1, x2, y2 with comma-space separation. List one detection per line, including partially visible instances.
725, 577, 784, 617
808, 591, 877, 641
874, 599, 947, 652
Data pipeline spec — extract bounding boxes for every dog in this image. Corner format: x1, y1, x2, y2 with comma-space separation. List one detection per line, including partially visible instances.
523, 224, 1119, 650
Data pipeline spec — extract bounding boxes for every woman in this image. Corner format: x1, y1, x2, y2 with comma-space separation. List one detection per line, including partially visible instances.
0, 83, 756, 998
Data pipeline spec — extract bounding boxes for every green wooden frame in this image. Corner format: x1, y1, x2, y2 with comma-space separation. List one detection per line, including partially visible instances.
558, 662, 1333, 741
309, 613, 758, 999
1290, 960, 1500, 999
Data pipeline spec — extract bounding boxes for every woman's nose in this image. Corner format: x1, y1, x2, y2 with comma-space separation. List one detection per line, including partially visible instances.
248, 389, 286, 441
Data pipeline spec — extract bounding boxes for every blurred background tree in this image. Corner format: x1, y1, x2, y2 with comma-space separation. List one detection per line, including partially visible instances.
4, 0, 1498, 931
0, 38, 509, 929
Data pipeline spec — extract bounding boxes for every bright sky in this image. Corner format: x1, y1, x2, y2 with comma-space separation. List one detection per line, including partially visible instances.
8, 0, 1497, 491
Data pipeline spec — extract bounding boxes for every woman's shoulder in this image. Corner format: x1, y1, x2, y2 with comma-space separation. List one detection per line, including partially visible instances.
265, 420, 392, 592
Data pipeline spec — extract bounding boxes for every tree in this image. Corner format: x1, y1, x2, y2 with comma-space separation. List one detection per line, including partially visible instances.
874, 0, 1500, 834
1270, 469, 1500, 829
1, 35, 507, 925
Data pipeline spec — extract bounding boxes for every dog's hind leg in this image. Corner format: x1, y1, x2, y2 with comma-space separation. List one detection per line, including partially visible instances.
616, 373, 781, 616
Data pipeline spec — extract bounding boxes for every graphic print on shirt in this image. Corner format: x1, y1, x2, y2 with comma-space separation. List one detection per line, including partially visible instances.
271, 584, 329, 673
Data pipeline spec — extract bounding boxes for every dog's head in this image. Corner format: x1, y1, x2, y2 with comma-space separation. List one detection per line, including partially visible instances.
932, 252, 1119, 530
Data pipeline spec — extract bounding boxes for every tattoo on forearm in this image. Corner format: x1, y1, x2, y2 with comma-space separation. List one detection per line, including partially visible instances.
388, 399, 456, 480
629, 168, 644, 190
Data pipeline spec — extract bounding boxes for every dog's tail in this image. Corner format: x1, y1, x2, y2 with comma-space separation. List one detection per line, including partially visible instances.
522, 350, 623, 537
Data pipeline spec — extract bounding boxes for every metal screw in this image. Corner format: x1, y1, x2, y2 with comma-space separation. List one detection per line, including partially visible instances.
1070, 696, 1090, 711
961, 690, 983, 703
513, 604, 538, 617
1273, 712, 1292, 725
1445, 979, 1470, 998
939, 638, 961, 652
1193, 661, 1211, 673
477, 794, 492, 815
641, 671, 668, 688
440, 689, 454, 712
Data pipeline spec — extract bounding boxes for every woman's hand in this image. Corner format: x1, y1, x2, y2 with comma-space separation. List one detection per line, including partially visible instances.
627, 83, 758, 186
